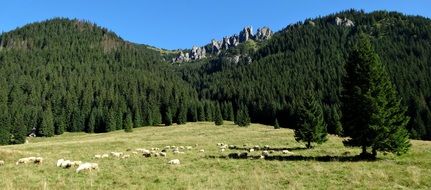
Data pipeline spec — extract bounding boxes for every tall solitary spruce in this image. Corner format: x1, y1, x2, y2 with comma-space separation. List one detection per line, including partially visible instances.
341, 34, 410, 158
294, 91, 327, 148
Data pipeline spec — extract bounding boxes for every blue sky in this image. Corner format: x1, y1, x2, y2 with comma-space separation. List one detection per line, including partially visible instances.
1, 0, 430, 50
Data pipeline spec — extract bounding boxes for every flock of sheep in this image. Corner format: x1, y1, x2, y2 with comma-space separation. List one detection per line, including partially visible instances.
0, 144, 202, 173
0, 143, 294, 174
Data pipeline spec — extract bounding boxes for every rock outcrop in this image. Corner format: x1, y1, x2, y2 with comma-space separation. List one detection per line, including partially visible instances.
239, 26, 253, 42
172, 26, 272, 63
335, 17, 354, 27
255, 27, 273, 41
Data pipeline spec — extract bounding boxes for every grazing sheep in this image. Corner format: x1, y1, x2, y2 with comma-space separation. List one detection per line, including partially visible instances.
186, 146, 193, 150
159, 152, 167, 157
262, 151, 270, 157
121, 155, 130, 159
199, 149, 205, 153
173, 150, 184, 154
56, 159, 65, 167
72, 161, 82, 167
94, 155, 102, 159
132, 151, 138, 155
142, 149, 151, 155
34, 157, 43, 164
220, 145, 228, 149
110, 152, 124, 158
168, 159, 180, 165
228, 145, 236, 149
249, 148, 255, 152
155, 148, 160, 151
60, 160, 72, 168
264, 145, 270, 149
179, 146, 185, 150
142, 152, 151, 157
254, 145, 260, 149
260, 155, 265, 159
216, 143, 223, 146
16, 157, 42, 165
282, 150, 294, 154
101, 154, 109, 158
221, 148, 225, 152
76, 162, 98, 173
0, 160, 4, 166
16, 158, 31, 165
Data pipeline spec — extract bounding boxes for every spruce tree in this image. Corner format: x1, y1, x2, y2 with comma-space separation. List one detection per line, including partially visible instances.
214, 104, 224, 126
294, 92, 327, 148
235, 104, 250, 127
198, 103, 206, 121
39, 105, 55, 137
124, 111, 133, 132
341, 34, 410, 157
107, 108, 117, 132
274, 118, 280, 129
163, 107, 173, 126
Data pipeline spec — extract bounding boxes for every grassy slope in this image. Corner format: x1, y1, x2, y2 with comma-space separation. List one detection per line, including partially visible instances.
0, 122, 430, 189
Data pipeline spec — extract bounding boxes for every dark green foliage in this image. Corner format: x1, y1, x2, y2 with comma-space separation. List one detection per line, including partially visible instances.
204, 101, 213, 121
235, 105, 250, 127
214, 104, 224, 126
10, 111, 27, 144
107, 108, 117, 132
341, 34, 411, 157
163, 107, 173, 126
294, 91, 327, 148
274, 118, 280, 129
39, 105, 55, 137
197, 103, 206, 121
124, 111, 133, 132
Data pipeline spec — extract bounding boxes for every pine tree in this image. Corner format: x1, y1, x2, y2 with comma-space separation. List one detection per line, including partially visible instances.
341, 34, 410, 157
133, 107, 142, 128
197, 103, 205, 121
235, 104, 250, 127
107, 108, 117, 132
294, 91, 327, 148
176, 103, 187, 125
204, 102, 213, 121
39, 105, 55, 137
163, 107, 173, 126
86, 108, 96, 133
214, 104, 224, 126
124, 111, 133, 132
274, 118, 280, 129
10, 111, 27, 144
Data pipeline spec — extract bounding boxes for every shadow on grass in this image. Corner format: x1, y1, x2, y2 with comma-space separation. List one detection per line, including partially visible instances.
229, 146, 308, 151
207, 154, 379, 162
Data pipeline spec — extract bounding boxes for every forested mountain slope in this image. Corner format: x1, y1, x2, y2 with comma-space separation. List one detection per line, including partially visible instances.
0, 18, 198, 144
178, 10, 431, 139
1, 10, 430, 145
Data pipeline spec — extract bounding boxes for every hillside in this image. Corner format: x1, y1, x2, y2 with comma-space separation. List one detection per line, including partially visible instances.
0, 18, 199, 145
178, 10, 431, 139
0, 122, 430, 189
1, 10, 431, 146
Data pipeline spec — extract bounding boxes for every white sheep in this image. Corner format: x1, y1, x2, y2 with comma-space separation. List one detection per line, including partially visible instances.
72, 161, 82, 167
76, 162, 98, 173
94, 155, 101, 159
168, 159, 180, 165
282, 150, 293, 154
0, 160, 4, 166
121, 155, 130, 159
16, 158, 31, 165
262, 151, 270, 157
249, 148, 255, 152
56, 159, 65, 167
221, 148, 225, 152
110, 152, 123, 158
60, 160, 72, 168
199, 149, 205, 153
159, 152, 167, 157
131, 151, 138, 155
101, 154, 109, 158
186, 146, 193, 150
179, 146, 185, 150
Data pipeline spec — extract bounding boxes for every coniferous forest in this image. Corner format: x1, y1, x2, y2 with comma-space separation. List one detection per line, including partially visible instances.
1, 10, 431, 146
